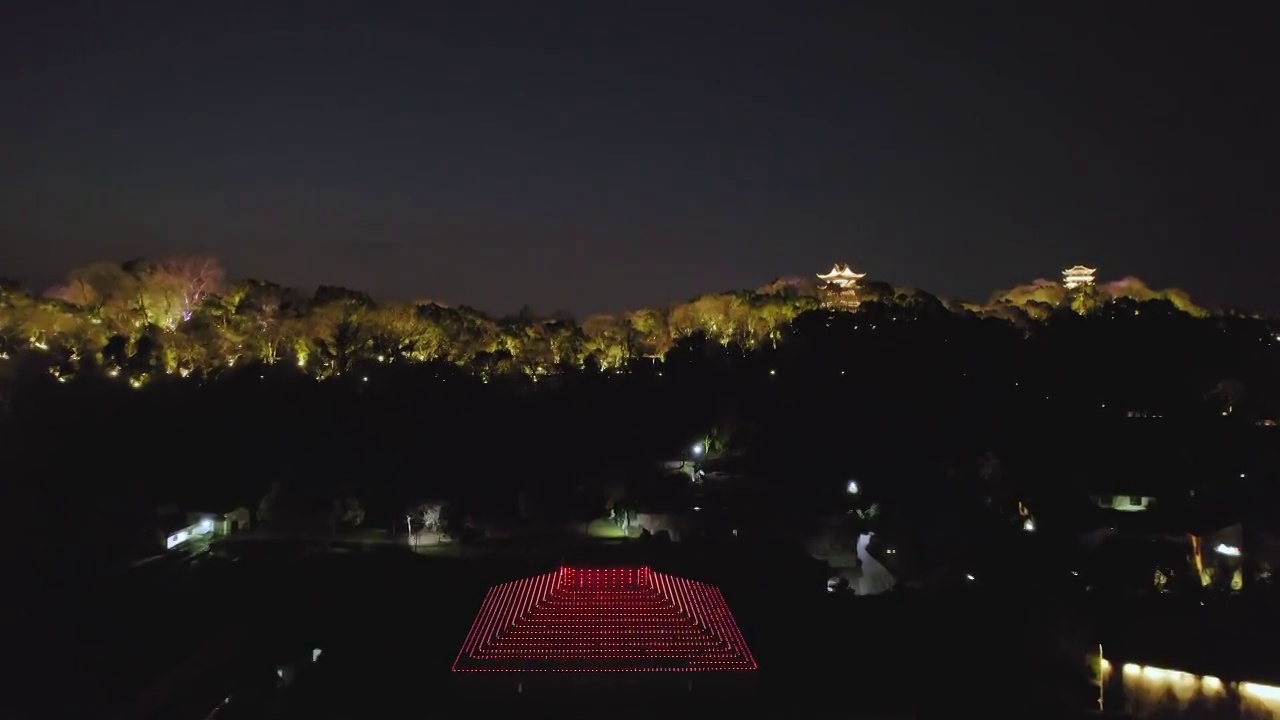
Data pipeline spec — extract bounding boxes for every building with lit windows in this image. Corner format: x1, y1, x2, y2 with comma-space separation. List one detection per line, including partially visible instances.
1062, 265, 1097, 290
816, 263, 866, 308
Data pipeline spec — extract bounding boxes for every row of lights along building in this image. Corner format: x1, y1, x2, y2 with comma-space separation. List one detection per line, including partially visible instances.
816, 262, 1098, 309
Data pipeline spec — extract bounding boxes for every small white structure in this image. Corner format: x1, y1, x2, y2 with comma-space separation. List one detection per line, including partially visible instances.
164, 516, 215, 549
1091, 494, 1155, 512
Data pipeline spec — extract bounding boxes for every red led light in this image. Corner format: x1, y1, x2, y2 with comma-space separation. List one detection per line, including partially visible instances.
452, 566, 757, 673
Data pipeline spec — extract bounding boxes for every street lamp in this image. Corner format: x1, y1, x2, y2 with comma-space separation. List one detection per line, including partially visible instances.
846, 480, 859, 495
692, 443, 703, 457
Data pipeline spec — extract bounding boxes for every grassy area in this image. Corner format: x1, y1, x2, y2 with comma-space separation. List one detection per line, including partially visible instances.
585, 518, 637, 539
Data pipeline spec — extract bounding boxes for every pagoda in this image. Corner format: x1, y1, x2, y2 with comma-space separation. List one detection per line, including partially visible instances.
816, 263, 866, 309
1062, 265, 1097, 290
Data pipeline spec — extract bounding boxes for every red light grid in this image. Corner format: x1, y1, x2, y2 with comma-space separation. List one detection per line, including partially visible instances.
452, 566, 756, 673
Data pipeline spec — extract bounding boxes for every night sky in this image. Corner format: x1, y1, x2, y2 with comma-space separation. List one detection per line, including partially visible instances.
2, 2, 1276, 315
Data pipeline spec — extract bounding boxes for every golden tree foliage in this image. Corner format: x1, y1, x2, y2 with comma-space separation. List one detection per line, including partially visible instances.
991, 275, 1206, 318
0, 257, 1220, 383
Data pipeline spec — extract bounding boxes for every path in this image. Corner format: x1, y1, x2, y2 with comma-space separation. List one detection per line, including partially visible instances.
854, 533, 896, 595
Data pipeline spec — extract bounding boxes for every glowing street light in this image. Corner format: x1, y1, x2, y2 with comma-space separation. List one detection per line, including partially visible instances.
1214, 543, 1241, 557
691, 443, 703, 456
846, 480, 859, 495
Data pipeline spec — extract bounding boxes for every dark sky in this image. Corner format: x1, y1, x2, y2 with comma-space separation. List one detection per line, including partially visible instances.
2, 2, 1276, 315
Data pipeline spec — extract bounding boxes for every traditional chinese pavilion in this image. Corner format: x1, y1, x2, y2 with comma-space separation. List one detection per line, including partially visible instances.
816, 263, 866, 308
1062, 265, 1097, 290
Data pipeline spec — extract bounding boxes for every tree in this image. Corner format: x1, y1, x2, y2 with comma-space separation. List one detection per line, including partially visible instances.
309, 302, 369, 375
47, 262, 142, 331
1207, 379, 1245, 416
332, 496, 365, 528
257, 482, 282, 524
749, 294, 808, 348
313, 285, 373, 308
1070, 284, 1103, 315
543, 320, 585, 367
994, 279, 1067, 310
367, 304, 442, 362
227, 279, 305, 365
152, 257, 226, 322
416, 502, 444, 531
628, 308, 671, 358
582, 315, 630, 370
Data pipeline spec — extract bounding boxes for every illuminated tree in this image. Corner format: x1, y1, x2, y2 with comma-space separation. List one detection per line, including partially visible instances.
993, 279, 1067, 310
749, 294, 810, 348
417, 502, 444, 531
0, 256, 1238, 392
160, 319, 228, 375
308, 301, 369, 375
667, 302, 703, 339
367, 304, 442, 363
703, 415, 746, 459
417, 303, 498, 364
666, 294, 748, 345
1070, 283, 1103, 315
18, 299, 97, 352
582, 314, 630, 370
226, 280, 304, 365
497, 317, 552, 369
152, 256, 226, 322
47, 262, 143, 331
627, 308, 671, 359
543, 320, 585, 366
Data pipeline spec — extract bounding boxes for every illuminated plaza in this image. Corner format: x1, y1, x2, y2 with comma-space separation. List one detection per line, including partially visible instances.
453, 566, 756, 674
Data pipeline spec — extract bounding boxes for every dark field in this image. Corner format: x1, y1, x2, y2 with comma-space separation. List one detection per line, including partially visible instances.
13, 538, 1136, 719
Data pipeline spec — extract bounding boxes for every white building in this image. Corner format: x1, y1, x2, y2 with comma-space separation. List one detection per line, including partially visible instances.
816, 263, 866, 308
1062, 265, 1097, 290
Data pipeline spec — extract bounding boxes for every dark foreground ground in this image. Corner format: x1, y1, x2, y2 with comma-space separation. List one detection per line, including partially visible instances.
12, 537, 1278, 719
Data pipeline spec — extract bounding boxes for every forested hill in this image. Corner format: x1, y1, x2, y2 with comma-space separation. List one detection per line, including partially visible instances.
0, 257, 1254, 387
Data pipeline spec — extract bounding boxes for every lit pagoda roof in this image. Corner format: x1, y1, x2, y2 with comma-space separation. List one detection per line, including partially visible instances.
1062, 265, 1098, 289
816, 263, 866, 282
453, 566, 757, 673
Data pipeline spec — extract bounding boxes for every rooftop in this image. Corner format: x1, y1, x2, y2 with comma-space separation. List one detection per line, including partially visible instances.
816, 263, 866, 282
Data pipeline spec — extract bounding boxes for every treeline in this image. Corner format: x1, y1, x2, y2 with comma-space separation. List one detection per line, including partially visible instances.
0, 256, 1235, 387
